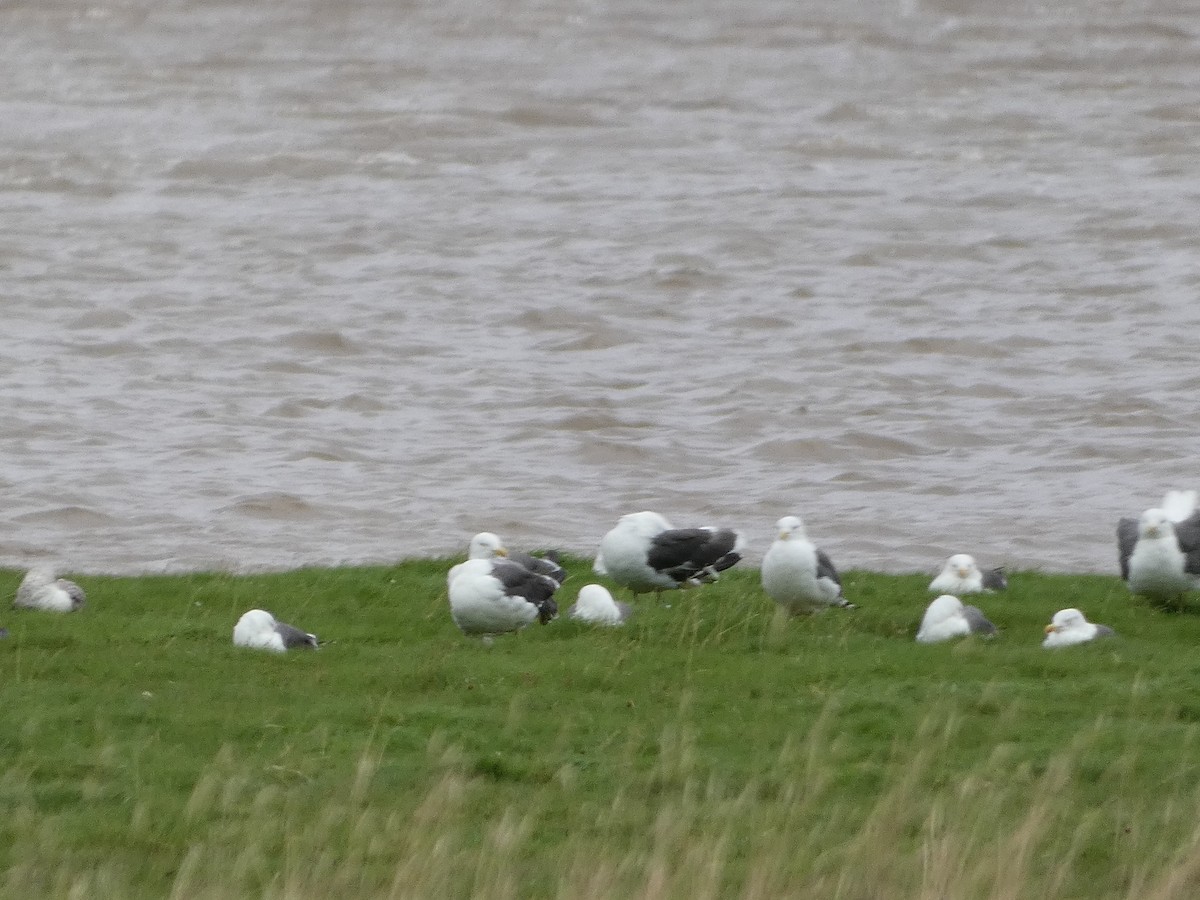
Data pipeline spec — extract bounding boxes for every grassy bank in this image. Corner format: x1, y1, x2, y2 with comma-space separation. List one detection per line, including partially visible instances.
2, 559, 1200, 898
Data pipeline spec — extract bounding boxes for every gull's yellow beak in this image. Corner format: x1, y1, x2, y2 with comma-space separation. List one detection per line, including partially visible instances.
1146, 526, 1160, 538
1044, 623, 1057, 634
957, 568, 970, 578
496, 547, 509, 557
778, 531, 789, 540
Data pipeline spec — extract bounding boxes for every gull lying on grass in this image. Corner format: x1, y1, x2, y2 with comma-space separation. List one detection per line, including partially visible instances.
568, 584, 632, 626
13, 566, 86, 612
233, 609, 318, 652
929, 554, 1007, 594
916, 594, 997, 643
1042, 608, 1115, 648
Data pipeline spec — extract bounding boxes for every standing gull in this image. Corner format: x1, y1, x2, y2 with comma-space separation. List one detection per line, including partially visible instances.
596, 511, 743, 596
916, 594, 997, 643
13, 566, 86, 613
929, 554, 1007, 594
448, 557, 559, 636
233, 609, 318, 652
1117, 490, 1200, 602
761, 515, 855, 614
568, 584, 633, 626
1042, 608, 1116, 648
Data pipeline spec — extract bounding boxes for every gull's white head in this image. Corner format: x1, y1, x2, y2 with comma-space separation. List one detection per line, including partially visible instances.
468, 532, 507, 559
1138, 508, 1174, 541
945, 554, 979, 580
775, 516, 806, 541
1045, 608, 1086, 634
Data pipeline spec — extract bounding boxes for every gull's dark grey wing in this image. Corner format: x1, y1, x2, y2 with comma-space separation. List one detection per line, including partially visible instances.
57, 579, 86, 609
510, 550, 568, 585
490, 560, 560, 623
816, 549, 856, 608
1094, 624, 1117, 638
1173, 511, 1200, 577
963, 605, 997, 637
615, 600, 634, 623
1116, 516, 1139, 580
647, 528, 742, 583
0, 627, 8, 639
275, 620, 318, 649
815, 548, 842, 589
981, 567, 1007, 591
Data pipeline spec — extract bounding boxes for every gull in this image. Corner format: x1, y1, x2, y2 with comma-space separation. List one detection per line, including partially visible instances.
13, 566, 86, 613
1042, 608, 1116, 648
761, 515, 855, 614
596, 511, 743, 596
233, 609, 318, 652
1117, 490, 1200, 602
568, 584, 632, 626
929, 554, 1007, 594
448, 557, 559, 637
916, 594, 997, 643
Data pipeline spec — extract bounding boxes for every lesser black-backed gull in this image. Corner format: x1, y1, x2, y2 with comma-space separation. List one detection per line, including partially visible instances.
916, 594, 997, 643
1042, 608, 1115, 648
448, 557, 559, 636
233, 609, 318, 652
13, 566, 86, 613
760, 515, 855, 613
929, 554, 1007, 594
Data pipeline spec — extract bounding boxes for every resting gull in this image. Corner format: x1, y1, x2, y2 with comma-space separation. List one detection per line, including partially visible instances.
1042, 608, 1115, 648
929, 554, 1007, 594
448, 557, 559, 636
761, 515, 855, 614
1117, 490, 1200, 602
916, 594, 997, 643
13, 566, 86, 613
233, 609, 318, 653
568, 583, 632, 626
455, 532, 567, 586
596, 511, 743, 596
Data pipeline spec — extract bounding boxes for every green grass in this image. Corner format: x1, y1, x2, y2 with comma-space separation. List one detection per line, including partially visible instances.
3, 560, 1200, 898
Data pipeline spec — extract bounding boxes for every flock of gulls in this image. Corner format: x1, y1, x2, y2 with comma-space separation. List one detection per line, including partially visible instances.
6, 490, 1200, 653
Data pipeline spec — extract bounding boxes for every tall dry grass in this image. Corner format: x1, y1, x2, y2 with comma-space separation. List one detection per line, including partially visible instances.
7, 698, 1200, 900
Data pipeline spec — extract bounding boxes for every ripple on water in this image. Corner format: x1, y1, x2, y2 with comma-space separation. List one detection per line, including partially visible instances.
220, 493, 324, 520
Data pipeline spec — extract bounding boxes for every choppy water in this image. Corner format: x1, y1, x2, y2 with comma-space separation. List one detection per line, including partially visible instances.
2, 0, 1198, 575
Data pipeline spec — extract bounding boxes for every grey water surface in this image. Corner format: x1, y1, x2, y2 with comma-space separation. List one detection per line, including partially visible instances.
2, 0, 1198, 574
